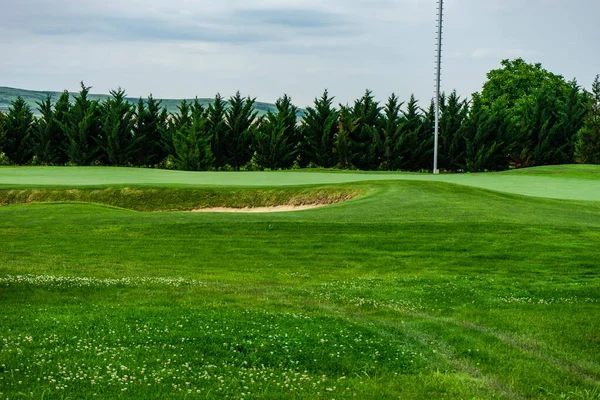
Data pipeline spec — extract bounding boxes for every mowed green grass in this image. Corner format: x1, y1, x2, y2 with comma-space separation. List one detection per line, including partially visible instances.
1, 166, 599, 399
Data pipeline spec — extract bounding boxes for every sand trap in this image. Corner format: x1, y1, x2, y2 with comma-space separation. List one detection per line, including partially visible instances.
189, 204, 327, 213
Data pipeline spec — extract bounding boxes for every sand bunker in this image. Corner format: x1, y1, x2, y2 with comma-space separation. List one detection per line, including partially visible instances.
189, 204, 327, 213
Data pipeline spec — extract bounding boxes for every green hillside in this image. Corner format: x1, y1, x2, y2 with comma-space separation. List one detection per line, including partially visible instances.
0, 86, 286, 116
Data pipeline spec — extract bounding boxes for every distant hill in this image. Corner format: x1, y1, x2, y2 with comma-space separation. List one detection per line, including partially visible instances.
0, 86, 303, 117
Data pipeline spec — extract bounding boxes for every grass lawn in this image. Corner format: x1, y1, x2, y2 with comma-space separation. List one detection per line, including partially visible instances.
0, 166, 599, 399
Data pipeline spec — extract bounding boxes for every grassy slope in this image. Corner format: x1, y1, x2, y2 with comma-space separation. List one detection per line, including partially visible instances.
0, 166, 599, 399
0, 86, 283, 116
0, 165, 599, 201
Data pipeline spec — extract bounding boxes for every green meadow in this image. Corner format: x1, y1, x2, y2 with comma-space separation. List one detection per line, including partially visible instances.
0, 166, 599, 399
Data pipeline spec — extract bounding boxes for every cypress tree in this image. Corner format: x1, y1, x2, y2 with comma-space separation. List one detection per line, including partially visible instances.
60, 82, 100, 166
225, 92, 258, 170
32, 95, 63, 165
52, 90, 71, 165
439, 90, 468, 171
335, 105, 358, 169
134, 95, 168, 166
97, 88, 139, 166
380, 94, 405, 170
253, 94, 298, 170
207, 94, 228, 169
350, 90, 382, 170
575, 75, 600, 164
168, 99, 214, 171
301, 89, 338, 168
4, 97, 34, 164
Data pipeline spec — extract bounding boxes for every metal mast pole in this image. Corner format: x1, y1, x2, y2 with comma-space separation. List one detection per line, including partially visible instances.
433, 0, 444, 174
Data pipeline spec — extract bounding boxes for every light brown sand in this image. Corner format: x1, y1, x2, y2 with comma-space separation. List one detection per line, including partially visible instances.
188, 204, 326, 213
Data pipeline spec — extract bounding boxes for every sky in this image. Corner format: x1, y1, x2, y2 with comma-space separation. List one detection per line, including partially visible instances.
1, 0, 599, 107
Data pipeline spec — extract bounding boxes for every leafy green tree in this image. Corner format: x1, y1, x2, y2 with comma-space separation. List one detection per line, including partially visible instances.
3, 97, 34, 164
380, 94, 405, 170
481, 58, 570, 108
253, 95, 298, 170
575, 75, 600, 164
134, 95, 168, 166
225, 92, 258, 170
59, 82, 101, 165
167, 100, 214, 171
97, 88, 139, 166
32, 95, 63, 165
301, 89, 338, 168
207, 94, 229, 169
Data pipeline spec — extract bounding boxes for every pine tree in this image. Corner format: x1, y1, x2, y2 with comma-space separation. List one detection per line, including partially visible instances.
301, 89, 338, 168
207, 94, 229, 169
413, 100, 435, 171
97, 88, 139, 166
0, 111, 7, 158
4, 97, 34, 164
380, 94, 405, 170
32, 95, 62, 165
253, 95, 298, 170
575, 75, 600, 164
560, 80, 588, 163
59, 82, 100, 165
134, 95, 168, 166
225, 92, 258, 170
399, 95, 428, 171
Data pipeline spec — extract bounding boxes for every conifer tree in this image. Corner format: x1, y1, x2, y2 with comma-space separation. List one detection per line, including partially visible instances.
225, 92, 258, 170
301, 89, 338, 168
134, 95, 168, 166
168, 99, 214, 171
414, 100, 435, 171
32, 95, 62, 165
0, 111, 6, 156
59, 82, 100, 165
400, 95, 428, 171
575, 75, 600, 164
4, 97, 34, 164
335, 105, 359, 169
52, 90, 71, 165
350, 90, 382, 170
439, 90, 468, 170
560, 80, 588, 163
380, 94, 405, 170
97, 88, 139, 166
207, 94, 228, 169
254, 94, 298, 170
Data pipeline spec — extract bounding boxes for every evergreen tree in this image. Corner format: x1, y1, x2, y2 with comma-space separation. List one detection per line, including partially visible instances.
254, 95, 298, 170
32, 95, 62, 165
97, 88, 139, 166
380, 94, 405, 170
439, 90, 468, 170
0, 111, 7, 156
575, 75, 600, 164
168, 100, 214, 171
335, 105, 359, 169
413, 100, 435, 171
207, 94, 229, 169
4, 97, 34, 164
560, 80, 589, 163
301, 89, 338, 168
59, 82, 100, 165
52, 90, 71, 165
350, 90, 382, 170
400, 95, 429, 171
134, 95, 168, 166
225, 92, 258, 170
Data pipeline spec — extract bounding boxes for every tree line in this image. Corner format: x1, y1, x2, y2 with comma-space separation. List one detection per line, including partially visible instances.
0, 59, 599, 171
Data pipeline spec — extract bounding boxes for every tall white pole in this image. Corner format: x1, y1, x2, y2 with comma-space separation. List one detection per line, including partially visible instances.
433, 0, 444, 174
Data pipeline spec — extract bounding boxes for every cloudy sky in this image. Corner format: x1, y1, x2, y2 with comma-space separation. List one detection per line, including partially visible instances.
1, 0, 599, 106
